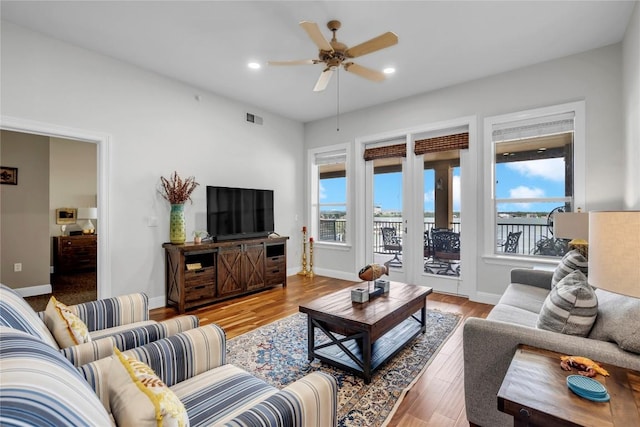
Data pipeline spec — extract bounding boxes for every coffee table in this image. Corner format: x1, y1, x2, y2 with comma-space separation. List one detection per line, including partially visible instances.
299, 281, 432, 383
498, 345, 640, 426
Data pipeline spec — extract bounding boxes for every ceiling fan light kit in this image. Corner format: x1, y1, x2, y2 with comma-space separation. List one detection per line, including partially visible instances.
268, 20, 398, 92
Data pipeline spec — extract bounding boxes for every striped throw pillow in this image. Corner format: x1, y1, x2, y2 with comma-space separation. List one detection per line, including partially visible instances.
552, 249, 588, 287
537, 270, 598, 336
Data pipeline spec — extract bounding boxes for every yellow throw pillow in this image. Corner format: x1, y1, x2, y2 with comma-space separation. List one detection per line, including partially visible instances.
109, 348, 189, 427
44, 296, 91, 348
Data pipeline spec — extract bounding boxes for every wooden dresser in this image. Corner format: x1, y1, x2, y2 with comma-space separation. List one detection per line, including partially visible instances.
53, 235, 97, 274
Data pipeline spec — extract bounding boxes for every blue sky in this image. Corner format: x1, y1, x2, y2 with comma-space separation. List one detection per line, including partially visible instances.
320, 158, 565, 214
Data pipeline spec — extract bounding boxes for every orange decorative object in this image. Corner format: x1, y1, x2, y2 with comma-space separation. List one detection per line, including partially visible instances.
358, 262, 390, 282
560, 355, 610, 377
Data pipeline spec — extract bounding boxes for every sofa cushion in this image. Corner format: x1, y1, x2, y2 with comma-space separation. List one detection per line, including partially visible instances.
110, 348, 189, 427
537, 270, 598, 336
172, 364, 278, 427
496, 283, 550, 314
589, 289, 640, 354
0, 283, 59, 348
552, 250, 588, 287
44, 296, 92, 348
0, 326, 113, 426
486, 304, 540, 328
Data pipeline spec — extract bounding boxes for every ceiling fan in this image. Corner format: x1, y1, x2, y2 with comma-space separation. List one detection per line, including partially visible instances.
268, 20, 398, 92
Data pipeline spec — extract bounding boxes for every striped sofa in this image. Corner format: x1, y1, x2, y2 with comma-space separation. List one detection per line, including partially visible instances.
1, 324, 338, 426
0, 283, 199, 366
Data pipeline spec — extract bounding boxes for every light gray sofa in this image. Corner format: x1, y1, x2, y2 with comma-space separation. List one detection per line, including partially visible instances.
463, 268, 640, 427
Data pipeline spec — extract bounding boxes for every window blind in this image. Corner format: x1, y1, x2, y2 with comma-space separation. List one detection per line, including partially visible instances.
363, 143, 406, 161
315, 150, 347, 165
492, 112, 575, 142
414, 132, 469, 155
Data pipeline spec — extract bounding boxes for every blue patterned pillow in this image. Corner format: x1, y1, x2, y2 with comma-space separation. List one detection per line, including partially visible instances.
0, 326, 112, 425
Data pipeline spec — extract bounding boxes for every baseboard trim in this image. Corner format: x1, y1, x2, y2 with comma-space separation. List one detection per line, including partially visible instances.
472, 291, 502, 305
148, 295, 166, 310
14, 284, 52, 298
312, 268, 359, 282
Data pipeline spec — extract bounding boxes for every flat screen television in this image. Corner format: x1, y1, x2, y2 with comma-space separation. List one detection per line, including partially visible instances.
206, 185, 274, 241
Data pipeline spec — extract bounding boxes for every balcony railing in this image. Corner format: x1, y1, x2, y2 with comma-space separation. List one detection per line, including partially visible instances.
319, 218, 565, 256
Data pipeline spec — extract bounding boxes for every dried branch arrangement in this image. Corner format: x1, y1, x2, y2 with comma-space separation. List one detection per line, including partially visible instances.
160, 171, 199, 204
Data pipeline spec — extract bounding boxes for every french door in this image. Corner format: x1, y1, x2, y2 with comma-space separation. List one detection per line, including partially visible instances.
361, 121, 474, 296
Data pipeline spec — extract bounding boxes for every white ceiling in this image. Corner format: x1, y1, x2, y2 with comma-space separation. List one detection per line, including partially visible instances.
1, 1, 635, 123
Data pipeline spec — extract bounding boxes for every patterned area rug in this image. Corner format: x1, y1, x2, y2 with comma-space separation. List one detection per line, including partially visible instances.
227, 310, 461, 426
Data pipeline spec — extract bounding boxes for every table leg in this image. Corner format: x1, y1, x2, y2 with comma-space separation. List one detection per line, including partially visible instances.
363, 332, 372, 384
420, 303, 427, 333
307, 316, 315, 361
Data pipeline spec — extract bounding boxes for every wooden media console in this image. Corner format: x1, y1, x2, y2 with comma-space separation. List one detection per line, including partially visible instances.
163, 236, 288, 313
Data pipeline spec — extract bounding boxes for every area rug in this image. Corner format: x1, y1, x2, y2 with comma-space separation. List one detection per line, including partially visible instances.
226, 310, 461, 426
24, 272, 97, 312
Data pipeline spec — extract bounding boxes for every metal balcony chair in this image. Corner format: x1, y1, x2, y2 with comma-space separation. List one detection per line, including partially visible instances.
381, 227, 402, 266
431, 230, 461, 275
424, 230, 432, 259
498, 231, 522, 254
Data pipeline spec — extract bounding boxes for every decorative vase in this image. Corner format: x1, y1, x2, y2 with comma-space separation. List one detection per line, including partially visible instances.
169, 204, 186, 244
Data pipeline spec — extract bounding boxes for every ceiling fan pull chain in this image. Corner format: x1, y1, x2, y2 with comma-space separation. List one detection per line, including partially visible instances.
336, 67, 340, 132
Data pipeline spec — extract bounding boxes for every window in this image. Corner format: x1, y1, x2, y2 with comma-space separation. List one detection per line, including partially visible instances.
488, 104, 585, 258
311, 147, 348, 243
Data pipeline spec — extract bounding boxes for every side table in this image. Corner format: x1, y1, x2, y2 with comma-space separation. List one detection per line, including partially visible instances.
497, 345, 640, 427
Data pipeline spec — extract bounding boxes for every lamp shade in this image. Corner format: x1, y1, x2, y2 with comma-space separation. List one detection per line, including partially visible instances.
553, 212, 589, 240
588, 211, 640, 298
77, 207, 97, 220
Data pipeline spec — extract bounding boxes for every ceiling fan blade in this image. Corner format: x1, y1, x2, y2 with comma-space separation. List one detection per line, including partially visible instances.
345, 32, 398, 58
267, 59, 317, 66
343, 62, 385, 82
313, 69, 334, 92
300, 21, 333, 52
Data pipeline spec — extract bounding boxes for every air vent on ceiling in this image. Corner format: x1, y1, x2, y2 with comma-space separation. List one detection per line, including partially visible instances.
246, 113, 263, 125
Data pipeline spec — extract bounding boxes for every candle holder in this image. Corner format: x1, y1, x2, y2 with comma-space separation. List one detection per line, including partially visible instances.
298, 227, 308, 276
307, 237, 315, 278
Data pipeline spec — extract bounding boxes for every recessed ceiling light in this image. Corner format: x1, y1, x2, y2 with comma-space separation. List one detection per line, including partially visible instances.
248, 62, 261, 69
383, 67, 396, 74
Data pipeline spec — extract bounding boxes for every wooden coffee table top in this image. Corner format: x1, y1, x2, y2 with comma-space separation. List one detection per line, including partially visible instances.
299, 281, 432, 326
498, 345, 640, 427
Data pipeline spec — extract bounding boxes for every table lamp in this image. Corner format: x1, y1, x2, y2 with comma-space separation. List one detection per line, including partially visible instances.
588, 211, 640, 298
554, 211, 589, 258
77, 207, 98, 235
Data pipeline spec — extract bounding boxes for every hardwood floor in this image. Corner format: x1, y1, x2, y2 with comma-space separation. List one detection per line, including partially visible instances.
150, 274, 493, 426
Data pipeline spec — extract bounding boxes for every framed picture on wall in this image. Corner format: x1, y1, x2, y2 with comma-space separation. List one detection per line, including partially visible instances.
56, 208, 77, 224
0, 166, 18, 185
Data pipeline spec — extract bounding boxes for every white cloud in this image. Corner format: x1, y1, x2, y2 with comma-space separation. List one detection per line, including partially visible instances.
505, 186, 545, 209
319, 182, 326, 200
509, 185, 545, 199
453, 175, 461, 210
424, 190, 434, 204
506, 158, 564, 182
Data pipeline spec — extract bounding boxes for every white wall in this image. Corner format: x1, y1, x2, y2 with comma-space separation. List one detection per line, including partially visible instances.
623, 2, 640, 210
1, 21, 305, 302
0, 131, 50, 288
49, 138, 97, 238
304, 43, 624, 301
